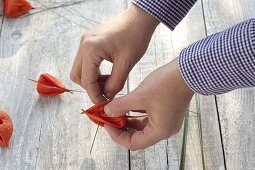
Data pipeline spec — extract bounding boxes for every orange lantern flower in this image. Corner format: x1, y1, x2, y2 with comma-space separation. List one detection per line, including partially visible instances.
3, 0, 32, 18
82, 100, 147, 129
29, 73, 72, 96
0, 110, 13, 147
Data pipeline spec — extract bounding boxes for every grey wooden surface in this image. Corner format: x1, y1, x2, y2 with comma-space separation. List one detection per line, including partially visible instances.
203, 0, 255, 169
0, 0, 254, 169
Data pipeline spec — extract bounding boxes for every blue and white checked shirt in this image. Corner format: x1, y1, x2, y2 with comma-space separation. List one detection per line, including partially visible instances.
132, 0, 255, 95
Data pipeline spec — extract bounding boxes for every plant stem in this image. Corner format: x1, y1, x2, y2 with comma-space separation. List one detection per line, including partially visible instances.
90, 125, 99, 154
28, 79, 38, 83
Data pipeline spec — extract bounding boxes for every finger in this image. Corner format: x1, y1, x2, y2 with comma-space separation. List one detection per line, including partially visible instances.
98, 75, 109, 82
70, 47, 83, 86
104, 59, 132, 98
104, 123, 160, 150
126, 117, 148, 131
81, 57, 105, 104
98, 75, 109, 93
104, 92, 145, 117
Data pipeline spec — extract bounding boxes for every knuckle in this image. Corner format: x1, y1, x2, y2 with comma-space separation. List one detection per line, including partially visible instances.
90, 97, 98, 105
171, 127, 182, 135
70, 73, 80, 83
157, 130, 171, 140
126, 142, 137, 151
107, 132, 119, 144
162, 133, 171, 140
109, 134, 116, 142
129, 146, 138, 151
80, 34, 89, 43
110, 83, 124, 93
80, 37, 99, 52
111, 134, 122, 146
91, 93, 104, 104
128, 144, 145, 151
126, 139, 144, 151
80, 35, 85, 43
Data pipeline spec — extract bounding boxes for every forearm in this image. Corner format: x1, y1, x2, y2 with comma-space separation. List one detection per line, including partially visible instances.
132, 0, 198, 30
179, 19, 255, 95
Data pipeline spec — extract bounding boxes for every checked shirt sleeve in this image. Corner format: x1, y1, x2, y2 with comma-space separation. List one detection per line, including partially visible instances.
179, 19, 255, 95
131, 0, 197, 30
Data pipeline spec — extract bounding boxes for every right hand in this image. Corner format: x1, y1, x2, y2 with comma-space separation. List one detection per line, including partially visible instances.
70, 4, 159, 104
104, 58, 194, 150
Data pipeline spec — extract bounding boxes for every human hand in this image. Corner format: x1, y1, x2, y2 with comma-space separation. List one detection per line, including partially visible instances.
104, 58, 194, 150
70, 5, 159, 104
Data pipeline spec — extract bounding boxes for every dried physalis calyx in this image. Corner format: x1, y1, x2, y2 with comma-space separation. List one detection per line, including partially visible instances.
82, 100, 147, 129
0, 110, 14, 147
82, 100, 126, 128
3, 0, 32, 18
29, 73, 73, 96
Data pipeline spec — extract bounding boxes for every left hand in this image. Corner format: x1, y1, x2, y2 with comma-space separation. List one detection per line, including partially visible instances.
70, 5, 159, 104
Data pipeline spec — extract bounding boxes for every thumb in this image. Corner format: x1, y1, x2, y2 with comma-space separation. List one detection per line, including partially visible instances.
104, 59, 132, 98
104, 92, 143, 117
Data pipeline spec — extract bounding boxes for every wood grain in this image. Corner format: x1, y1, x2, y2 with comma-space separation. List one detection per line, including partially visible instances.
202, 0, 255, 169
0, 0, 4, 43
0, 0, 129, 169
0, 0, 3, 16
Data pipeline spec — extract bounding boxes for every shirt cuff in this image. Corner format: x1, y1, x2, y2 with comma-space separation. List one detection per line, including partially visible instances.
131, 0, 197, 30
179, 19, 255, 95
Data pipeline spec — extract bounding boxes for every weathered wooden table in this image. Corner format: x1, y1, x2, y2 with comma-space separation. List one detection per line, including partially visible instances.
0, 0, 255, 169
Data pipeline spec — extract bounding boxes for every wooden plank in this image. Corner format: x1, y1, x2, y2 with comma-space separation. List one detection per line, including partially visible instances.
129, 1, 224, 169
0, 0, 3, 15
194, 95, 225, 170
202, 0, 255, 169
216, 91, 255, 169
0, 0, 4, 38
0, 0, 129, 169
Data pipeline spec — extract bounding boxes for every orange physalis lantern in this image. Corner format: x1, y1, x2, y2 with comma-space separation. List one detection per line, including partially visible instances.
29, 73, 72, 96
82, 100, 126, 128
3, 0, 32, 18
0, 110, 13, 147
82, 100, 147, 129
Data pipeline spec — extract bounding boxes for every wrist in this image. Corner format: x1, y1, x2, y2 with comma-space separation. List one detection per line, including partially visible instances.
123, 4, 160, 35
167, 58, 194, 97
